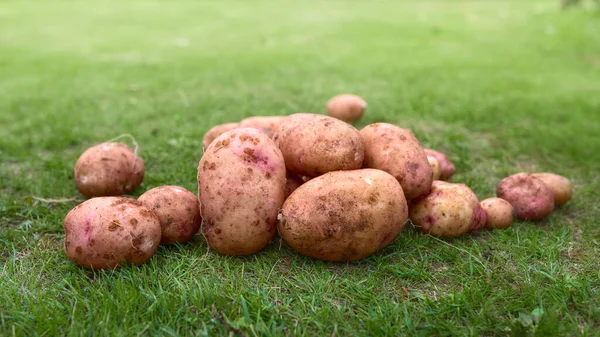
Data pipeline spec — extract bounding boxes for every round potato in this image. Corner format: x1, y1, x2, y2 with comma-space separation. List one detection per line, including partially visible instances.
273, 113, 365, 177
496, 173, 554, 221
202, 122, 240, 151
531, 173, 573, 206
198, 128, 286, 256
279, 169, 408, 261
74, 142, 144, 198
424, 149, 456, 181
239, 116, 286, 138
427, 155, 441, 180
138, 186, 201, 244
360, 123, 432, 199
480, 197, 514, 229
410, 181, 487, 237
326, 94, 367, 122
63, 197, 161, 270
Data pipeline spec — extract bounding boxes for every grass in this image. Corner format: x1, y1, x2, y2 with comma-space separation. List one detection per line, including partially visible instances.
1, 0, 599, 335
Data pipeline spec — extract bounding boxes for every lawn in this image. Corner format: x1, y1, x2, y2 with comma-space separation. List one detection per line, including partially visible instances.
1, 0, 599, 336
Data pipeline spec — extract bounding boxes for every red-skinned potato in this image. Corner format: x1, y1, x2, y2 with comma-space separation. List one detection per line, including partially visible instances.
424, 149, 456, 181
202, 123, 240, 151
239, 116, 286, 138
138, 186, 201, 244
480, 197, 514, 229
531, 173, 573, 206
496, 173, 554, 221
74, 142, 144, 198
326, 94, 367, 122
427, 155, 441, 181
63, 197, 161, 270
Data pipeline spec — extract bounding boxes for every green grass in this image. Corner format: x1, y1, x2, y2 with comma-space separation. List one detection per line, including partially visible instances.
1, 0, 599, 335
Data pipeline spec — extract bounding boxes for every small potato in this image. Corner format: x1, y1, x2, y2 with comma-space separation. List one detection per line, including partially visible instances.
496, 173, 554, 221
410, 181, 487, 237
74, 142, 144, 198
427, 155, 441, 180
326, 94, 367, 122
239, 116, 286, 138
63, 197, 161, 270
480, 198, 514, 229
360, 123, 432, 199
198, 128, 286, 256
273, 113, 365, 177
424, 149, 456, 181
531, 173, 573, 206
202, 123, 240, 151
138, 186, 201, 244
284, 171, 305, 199
279, 169, 408, 261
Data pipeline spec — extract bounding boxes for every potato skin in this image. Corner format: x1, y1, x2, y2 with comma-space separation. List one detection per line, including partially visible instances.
410, 181, 486, 237
239, 116, 286, 138
74, 142, 144, 199
202, 123, 240, 151
480, 198, 514, 229
360, 123, 432, 199
63, 197, 161, 270
424, 149, 456, 181
427, 155, 441, 181
273, 113, 365, 177
279, 169, 408, 261
326, 94, 367, 122
198, 128, 286, 256
138, 186, 201, 244
496, 173, 554, 221
531, 173, 573, 206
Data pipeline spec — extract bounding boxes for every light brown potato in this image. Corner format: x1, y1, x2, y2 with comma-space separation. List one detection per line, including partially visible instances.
480, 197, 514, 229
239, 116, 286, 138
273, 113, 365, 177
326, 94, 367, 122
360, 123, 432, 199
279, 169, 408, 261
63, 197, 161, 270
424, 149, 456, 181
531, 173, 573, 206
74, 142, 144, 198
427, 155, 441, 180
284, 171, 305, 199
410, 181, 487, 237
496, 173, 554, 221
198, 128, 286, 256
202, 123, 240, 151
138, 186, 201, 244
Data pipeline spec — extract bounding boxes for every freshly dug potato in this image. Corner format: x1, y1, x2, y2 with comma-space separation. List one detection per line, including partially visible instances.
202, 123, 240, 151
63, 197, 161, 270
279, 169, 408, 261
424, 149, 456, 181
74, 142, 144, 198
480, 197, 514, 229
138, 186, 201, 244
410, 181, 487, 237
531, 173, 573, 206
326, 94, 367, 122
496, 173, 554, 221
273, 113, 364, 177
427, 155, 441, 180
239, 116, 286, 138
284, 171, 305, 199
198, 128, 286, 256
360, 123, 432, 199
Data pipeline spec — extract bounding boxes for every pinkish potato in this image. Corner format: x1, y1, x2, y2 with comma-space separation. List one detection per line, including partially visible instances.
279, 169, 408, 261
360, 123, 432, 199
410, 181, 486, 237
326, 94, 367, 122
496, 173, 554, 221
424, 149, 456, 181
427, 155, 441, 180
202, 123, 240, 151
198, 128, 286, 256
74, 142, 144, 198
63, 197, 161, 270
531, 173, 573, 206
284, 171, 305, 199
239, 116, 286, 138
480, 198, 514, 229
138, 186, 201, 244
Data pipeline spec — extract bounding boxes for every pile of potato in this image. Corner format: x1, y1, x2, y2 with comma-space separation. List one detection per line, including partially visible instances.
63, 93, 573, 269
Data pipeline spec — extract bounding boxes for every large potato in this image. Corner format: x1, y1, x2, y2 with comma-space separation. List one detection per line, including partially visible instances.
326, 94, 367, 123
360, 123, 432, 199
531, 173, 573, 206
279, 169, 408, 261
74, 142, 144, 198
202, 122, 240, 151
480, 197, 514, 229
239, 116, 286, 138
424, 149, 456, 181
410, 181, 486, 237
63, 197, 161, 270
273, 113, 364, 177
496, 173, 554, 221
198, 128, 286, 256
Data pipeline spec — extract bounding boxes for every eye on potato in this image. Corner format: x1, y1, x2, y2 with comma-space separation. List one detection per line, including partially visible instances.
496, 172, 554, 221
427, 155, 441, 181
531, 173, 573, 206
326, 94, 367, 123
424, 149, 456, 181
480, 197, 514, 229
202, 123, 240, 151
239, 116, 286, 138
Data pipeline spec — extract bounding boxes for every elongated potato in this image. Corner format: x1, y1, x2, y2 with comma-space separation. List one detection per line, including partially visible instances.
480, 197, 514, 229
202, 123, 240, 151
496, 173, 554, 221
424, 149, 456, 181
239, 116, 286, 138
198, 128, 286, 256
531, 173, 573, 206
279, 169, 408, 261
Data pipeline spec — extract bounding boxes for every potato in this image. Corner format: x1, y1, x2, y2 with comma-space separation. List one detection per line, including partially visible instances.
284, 171, 305, 199
198, 128, 286, 256
480, 197, 514, 229
279, 169, 408, 261
427, 155, 441, 180
63, 197, 161, 270
326, 94, 367, 122
496, 172, 554, 221
424, 149, 456, 181
239, 116, 286, 138
360, 123, 432, 199
74, 142, 144, 198
138, 186, 201, 244
273, 113, 365, 177
410, 181, 487, 237
202, 122, 240, 151
531, 173, 573, 206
